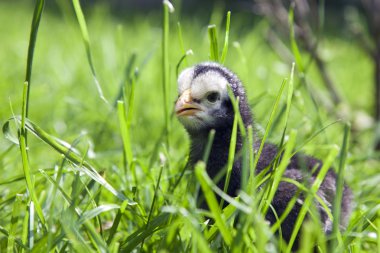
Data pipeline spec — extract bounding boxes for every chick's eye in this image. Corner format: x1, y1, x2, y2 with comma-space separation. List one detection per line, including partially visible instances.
206, 92, 220, 103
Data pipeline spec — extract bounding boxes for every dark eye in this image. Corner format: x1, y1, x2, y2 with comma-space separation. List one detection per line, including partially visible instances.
206, 92, 220, 103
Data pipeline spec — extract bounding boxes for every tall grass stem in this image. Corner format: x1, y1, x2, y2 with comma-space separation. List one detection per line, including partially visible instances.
72, 0, 108, 104
330, 122, 351, 251
162, 0, 173, 149
208, 25, 219, 62
195, 162, 232, 246
25, 0, 45, 117
220, 11, 231, 64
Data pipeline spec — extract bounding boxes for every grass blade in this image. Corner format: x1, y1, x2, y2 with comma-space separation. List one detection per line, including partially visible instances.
39, 169, 76, 210
162, 0, 174, 149
177, 22, 188, 67
7, 117, 133, 203
107, 200, 129, 244
377, 209, 380, 253
21, 204, 29, 253
249, 79, 287, 193
117, 101, 133, 167
245, 125, 254, 191
176, 49, 193, 78
202, 129, 216, 165
286, 145, 339, 252
7, 194, 24, 253
208, 25, 219, 62
221, 97, 239, 207
82, 219, 108, 253
288, 4, 304, 73
25, 0, 45, 117
299, 220, 316, 253
271, 177, 333, 233
17, 0, 47, 234
205, 203, 237, 243
330, 122, 351, 251
186, 220, 213, 253
140, 164, 164, 249
220, 11, 231, 64
120, 214, 170, 252
60, 209, 94, 252
279, 63, 295, 147
261, 130, 297, 215
19, 82, 46, 226
112, 54, 137, 107
72, 0, 107, 103
195, 162, 232, 246
28, 202, 35, 248
78, 204, 120, 225
293, 120, 341, 154
0, 226, 28, 251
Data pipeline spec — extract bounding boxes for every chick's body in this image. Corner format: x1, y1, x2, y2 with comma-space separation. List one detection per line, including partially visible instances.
175, 62, 352, 246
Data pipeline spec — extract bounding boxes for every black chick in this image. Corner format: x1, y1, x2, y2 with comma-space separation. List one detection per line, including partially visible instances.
175, 62, 352, 247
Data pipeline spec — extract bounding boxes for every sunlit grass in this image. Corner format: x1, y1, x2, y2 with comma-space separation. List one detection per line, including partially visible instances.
0, 1, 379, 252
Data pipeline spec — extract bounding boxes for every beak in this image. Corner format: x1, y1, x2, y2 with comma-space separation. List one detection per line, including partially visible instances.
175, 89, 202, 116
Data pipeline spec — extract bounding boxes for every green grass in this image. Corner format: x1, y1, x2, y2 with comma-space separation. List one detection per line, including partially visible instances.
0, 1, 379, 252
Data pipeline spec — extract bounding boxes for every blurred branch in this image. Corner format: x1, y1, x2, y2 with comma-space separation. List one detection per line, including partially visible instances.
347, 0, 380, 149
361, 1, 380, 122
254, 0, 343, 105
265, 28, 294, 63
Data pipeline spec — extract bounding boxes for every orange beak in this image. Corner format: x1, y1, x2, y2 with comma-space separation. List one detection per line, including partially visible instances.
175, 89, 202, 116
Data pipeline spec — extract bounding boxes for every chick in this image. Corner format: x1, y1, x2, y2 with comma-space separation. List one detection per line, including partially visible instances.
175, 62, 352, 246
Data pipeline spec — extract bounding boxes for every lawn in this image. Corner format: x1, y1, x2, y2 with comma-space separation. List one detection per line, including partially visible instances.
0, 1, 379, 252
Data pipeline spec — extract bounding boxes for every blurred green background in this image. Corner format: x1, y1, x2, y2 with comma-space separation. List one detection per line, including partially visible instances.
1, 0, 377, 166
0, 0, 379, 251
